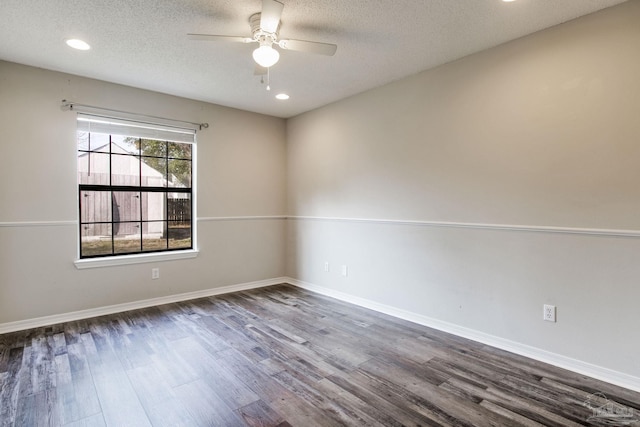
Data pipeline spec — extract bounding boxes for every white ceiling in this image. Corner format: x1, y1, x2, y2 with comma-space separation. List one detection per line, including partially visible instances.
0, 0, 629, 118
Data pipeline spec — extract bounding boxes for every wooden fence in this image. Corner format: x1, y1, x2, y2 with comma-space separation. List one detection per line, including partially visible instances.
167, 198, 191, 225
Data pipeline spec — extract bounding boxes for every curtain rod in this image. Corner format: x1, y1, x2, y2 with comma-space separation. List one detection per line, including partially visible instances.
61, 100, 209, 130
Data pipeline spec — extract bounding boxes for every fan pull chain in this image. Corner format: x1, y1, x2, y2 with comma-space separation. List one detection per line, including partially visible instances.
259, 68, 272, 91
266, 67, 271, 91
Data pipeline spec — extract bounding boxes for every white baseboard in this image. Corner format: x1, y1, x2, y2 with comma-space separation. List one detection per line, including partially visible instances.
286, 277, 640, 393
0, 277, 287, 334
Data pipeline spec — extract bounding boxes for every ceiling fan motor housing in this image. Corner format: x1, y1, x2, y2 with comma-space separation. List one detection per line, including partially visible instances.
249, 13, 279, 44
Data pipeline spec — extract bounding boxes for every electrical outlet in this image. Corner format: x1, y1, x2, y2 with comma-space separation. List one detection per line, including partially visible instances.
152, 268, 160, 280
341, 265, 348, 277
543, 304, 556, 322
324, 262, 330, 272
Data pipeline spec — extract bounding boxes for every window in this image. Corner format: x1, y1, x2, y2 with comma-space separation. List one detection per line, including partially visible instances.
77, 114, 195, 259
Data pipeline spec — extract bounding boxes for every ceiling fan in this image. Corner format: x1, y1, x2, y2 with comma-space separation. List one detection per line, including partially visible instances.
188, 0, 337, 70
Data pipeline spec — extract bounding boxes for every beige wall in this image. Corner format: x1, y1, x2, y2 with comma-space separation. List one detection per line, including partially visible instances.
286, 1, 640, 379
0, 61, 287, 323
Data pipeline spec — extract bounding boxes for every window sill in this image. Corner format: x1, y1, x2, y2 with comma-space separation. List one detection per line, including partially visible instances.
74, 249, 199, 269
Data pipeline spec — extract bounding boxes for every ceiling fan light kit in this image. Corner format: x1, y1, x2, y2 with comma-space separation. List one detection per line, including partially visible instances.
252, 37, 280, 68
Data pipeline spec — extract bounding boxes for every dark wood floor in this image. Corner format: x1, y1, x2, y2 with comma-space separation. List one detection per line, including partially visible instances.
1, 284, 639, 427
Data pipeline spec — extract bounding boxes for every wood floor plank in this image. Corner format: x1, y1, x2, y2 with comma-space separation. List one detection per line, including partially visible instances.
479, 400, 546, 427
29, 333, 56, 394
62, 412, 106, 427
171, 336, 261, 410
271, 369, 374, 426
171, 312, 231, 356
173, 379, 246, 427
426, 355, 509, 390
356, 359, 521, 427
440, 376, 586, 427
2, 284, 639, 427
312, 377, 402, 426
325, 373, 446, 427
216, 349, 343, 427
146, 346, 200, 389
126, 363, 198, 427
235, 399, 290, 427
85, 341, 152, 427
359, 356, 449, 391
266, 389, 346, 427
14, 388, 60, 427
215, 348, 316, 407
345, 368, 457, 426
483, 344, 640, 412
59, 341, 103, 425
62, 320, 86, 347
0, 347, 24, 426
196, 315, 269, 363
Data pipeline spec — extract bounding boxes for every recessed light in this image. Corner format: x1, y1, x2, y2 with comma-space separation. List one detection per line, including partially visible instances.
502, 0, 516, 2
276, 93, 290, 100
66, 39, 91, 50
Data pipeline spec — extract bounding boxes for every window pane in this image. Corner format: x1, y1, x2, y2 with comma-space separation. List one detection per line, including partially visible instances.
168, 221, 191, 249
80, 191, 112, 223
142, 192, 165, 221
141, 158, 167, 187
168, 159, 191, 187
167, 194, 191, 225
111, 135, 139, 155
113, 221, 141, 238
77, 132, 109, 153
81, 224, 113, 257
114, 223, 141, 254
143, 221, 167, 252
141, 139, 167, 158
111, 154, 140, 186
113, 190, 141, 254
78, 152, 110, 185
168, 142, 191, 160
112, 192, 140, 223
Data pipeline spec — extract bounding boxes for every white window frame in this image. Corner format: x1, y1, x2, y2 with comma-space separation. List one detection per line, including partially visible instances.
72, 109, 200, 269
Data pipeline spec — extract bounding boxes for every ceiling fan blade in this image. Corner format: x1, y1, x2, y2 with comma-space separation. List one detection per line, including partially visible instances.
260, 0, 284, 33
278, 39, 337, 56
187, 34, 254, 43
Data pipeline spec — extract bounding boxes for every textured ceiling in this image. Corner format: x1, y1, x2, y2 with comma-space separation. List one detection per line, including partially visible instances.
0, 0, 629, 118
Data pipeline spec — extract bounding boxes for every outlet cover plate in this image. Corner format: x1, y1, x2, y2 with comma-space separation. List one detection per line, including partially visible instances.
543, 304, 556, 322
